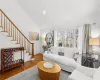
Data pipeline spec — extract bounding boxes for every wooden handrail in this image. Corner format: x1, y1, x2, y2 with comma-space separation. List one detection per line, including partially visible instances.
0, 9, 32, 44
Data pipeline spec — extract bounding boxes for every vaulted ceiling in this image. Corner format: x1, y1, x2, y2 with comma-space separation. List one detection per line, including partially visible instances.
18, 0, 99, 29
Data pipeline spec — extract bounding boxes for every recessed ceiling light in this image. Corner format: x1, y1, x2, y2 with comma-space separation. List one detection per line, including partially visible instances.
43, 10, 46, 15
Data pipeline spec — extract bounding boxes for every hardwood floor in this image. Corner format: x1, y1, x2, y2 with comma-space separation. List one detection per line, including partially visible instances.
0, 53, 43, 80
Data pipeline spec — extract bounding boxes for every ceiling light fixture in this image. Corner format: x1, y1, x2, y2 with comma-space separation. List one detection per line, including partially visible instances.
43, 10, 46, 15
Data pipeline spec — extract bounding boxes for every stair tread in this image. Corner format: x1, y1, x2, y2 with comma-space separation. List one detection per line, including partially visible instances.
7, 36, 12, 37
11, 40, 16, 41
16, 43, 20, 44
1, 31, 7, 32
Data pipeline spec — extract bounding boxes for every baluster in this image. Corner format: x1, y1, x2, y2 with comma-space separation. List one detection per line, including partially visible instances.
27, 41, 29, 52
19, 32, 20, 44
1, 12, 2, 27
17, 31, 19, 44
24, 38, 26, 49
7, 21, 10, 37
31, 43, 34, 57
11, 25, 13, 41
21, 34, 23, 47
22, 36, 23, 47
26, 41, 27, 53
13, 26, 15, 40
2, 14, 4, 30
7, 20, 9, 36
11, 24, 12, 37
8, 21, 11, 36
13, 26, 16, 41
15, 28, 16, 40
16, 30, 19, 43
14, 27, 16, 40
2, 15, 4, 30
4, 16, 6, 31
20, 34, 22, 47
6, 18, 7, 32
16, 29, 17, 42
28, 42, 30, 54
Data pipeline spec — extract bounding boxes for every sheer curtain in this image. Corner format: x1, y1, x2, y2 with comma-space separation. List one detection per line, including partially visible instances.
81, 24, 91, 66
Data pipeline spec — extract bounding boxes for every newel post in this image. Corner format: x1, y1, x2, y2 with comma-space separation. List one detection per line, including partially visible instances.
32, 43, 34, 57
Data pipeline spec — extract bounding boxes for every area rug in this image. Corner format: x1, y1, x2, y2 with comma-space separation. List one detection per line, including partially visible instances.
6, 65, 70, 80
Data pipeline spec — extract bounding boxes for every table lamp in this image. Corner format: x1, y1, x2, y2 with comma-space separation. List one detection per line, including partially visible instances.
89, 38, 100, 59
89, 38, 100, 46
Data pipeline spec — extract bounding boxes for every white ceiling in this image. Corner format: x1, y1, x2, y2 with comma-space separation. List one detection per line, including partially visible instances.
18, 0, 99, 29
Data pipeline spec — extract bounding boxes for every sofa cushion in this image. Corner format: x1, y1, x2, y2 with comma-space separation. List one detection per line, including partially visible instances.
43, 53, 59, 61
76, 65, 96, 78
93, 66, 100, 80
51, 47, 76, 58
56, 56, 77, 68
64, 48, 75, 58
68, 70, 92, 80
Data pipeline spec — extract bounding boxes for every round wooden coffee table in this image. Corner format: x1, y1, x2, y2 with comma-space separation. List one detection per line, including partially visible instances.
37, 61, 61, 80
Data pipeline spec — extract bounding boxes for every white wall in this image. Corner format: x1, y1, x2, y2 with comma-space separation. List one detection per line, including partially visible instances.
91, 25, 100, 38
0, 0, 41, 54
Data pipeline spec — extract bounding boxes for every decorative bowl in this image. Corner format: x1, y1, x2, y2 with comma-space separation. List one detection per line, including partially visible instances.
43, 62, 53, 68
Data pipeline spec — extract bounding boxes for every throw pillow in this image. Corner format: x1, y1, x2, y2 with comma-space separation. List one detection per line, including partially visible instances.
58, 52, 64, 56
93, 66, 100, 80
73, 52, 79, 61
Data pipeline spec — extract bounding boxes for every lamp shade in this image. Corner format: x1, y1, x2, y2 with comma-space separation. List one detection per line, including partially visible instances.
89, 38, 100, 45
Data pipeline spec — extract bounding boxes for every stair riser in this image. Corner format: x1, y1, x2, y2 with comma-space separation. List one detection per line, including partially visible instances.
13, 52, 31, 62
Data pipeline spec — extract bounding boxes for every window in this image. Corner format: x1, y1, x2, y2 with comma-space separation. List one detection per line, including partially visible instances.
57, 29, 78, 48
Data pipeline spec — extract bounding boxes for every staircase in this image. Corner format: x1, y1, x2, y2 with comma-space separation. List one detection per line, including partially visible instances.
0, 9, 34, 62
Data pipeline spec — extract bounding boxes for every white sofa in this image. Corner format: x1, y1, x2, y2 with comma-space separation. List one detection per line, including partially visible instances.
43, 47, 80, 72
68, 65, 99, 80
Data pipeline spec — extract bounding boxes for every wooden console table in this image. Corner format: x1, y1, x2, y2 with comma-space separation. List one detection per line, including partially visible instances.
1, 47, 24, 73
